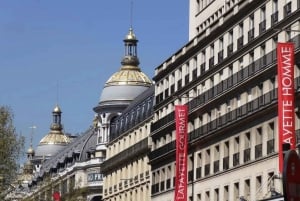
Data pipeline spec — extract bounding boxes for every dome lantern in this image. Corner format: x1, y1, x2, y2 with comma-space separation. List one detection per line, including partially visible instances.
35, 105, 70, 159
94, 27, 152, 114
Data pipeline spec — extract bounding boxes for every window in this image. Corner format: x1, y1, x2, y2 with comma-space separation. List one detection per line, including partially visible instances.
228, 30, 233, 55
209, 44, 215, 67
244, 179, 250, 199
261, 45, 266, 62
239, 23, 243, 37
249, 14, 255, 40
223, 185, 229, 201
271, 0, 278, 25
237, 94, 241, 107
205, 191, 210, 201
286, 28, 291, 41
214, 145, 220, 173
197, 193, 202, 201
284, 2, 292, 17
214, 188, 219, 201
273, 0, 278, 12
249, 51, 254, 64
238, 58, 243, 70
249, 14, 254, 29
267, 122, 275, 154
219, 37, 224, 50
196, 152, 202, 179
233, 137, 240, 166
260, 6, 266, 21
244, 132, 251, 162
259, 6, 266, 33
256, 175, 262, 194
234, 182, 240, 201
223, 141, 229, 170
228, 30, 233, 44
196, 0, 200, 13
247, 88, 252, 102
204, 149, 210, 176
238, 24, 244, 49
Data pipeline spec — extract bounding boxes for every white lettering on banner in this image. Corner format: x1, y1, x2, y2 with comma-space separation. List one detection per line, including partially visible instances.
175, 105, 188, 201
277, 42, 295, 173
280, 46, 294, 146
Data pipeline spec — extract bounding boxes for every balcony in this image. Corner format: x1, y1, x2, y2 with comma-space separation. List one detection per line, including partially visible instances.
148, 140, 176, 160
101, 138, 150, 173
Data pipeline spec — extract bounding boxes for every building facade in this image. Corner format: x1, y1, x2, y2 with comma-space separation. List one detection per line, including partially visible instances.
18, 106, 102, 201
150, 0, 300, 201
101, 87, 153, 201
14, 26, 153, 201
99, 27, 153, 201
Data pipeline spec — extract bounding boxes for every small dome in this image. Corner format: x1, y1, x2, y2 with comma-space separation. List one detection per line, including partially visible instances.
105, 65, 152, 87
39, 131, 70, 145
124, 27, 137, 41
35, 105, 70, 158
27, 146, 35, 155
94, 27, 152, 113
53, 105, 61, 113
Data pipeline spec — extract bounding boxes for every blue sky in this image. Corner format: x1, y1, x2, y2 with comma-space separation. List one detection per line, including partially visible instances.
0, 1, 188, 159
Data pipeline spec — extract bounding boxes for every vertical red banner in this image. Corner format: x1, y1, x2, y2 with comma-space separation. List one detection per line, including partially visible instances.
174, 105, 188, 201
277, 42, 295, 172
52, 191, 61, 201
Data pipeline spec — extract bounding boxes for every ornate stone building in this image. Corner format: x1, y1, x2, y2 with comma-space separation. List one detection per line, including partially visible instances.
12, 26, 153, 201
149, 0, 300, 201
98, 27, 153, 201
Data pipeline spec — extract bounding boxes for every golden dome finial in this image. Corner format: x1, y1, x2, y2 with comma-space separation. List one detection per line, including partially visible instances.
53, 104, 61, 113
125, 27, 137, 41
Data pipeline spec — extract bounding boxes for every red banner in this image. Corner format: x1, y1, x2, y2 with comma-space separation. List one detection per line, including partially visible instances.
277, 42, 295, 172
52, 191, 61, 201
174, 105, 188, 201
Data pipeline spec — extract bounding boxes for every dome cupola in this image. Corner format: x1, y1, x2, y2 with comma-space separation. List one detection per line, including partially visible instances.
94, 27, 152, 114
35, 105, 70, 159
